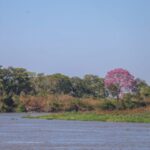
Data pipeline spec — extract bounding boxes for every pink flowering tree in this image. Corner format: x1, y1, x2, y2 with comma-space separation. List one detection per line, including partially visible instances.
104, 68, 136, 100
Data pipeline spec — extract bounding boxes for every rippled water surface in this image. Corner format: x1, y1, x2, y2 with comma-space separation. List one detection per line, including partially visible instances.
0, 113, 150, 150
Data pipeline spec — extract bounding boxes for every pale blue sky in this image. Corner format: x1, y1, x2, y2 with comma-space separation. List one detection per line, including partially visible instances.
0, 0, 150, 82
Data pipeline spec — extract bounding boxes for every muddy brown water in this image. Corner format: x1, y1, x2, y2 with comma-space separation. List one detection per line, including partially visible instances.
0, 113, 150, 150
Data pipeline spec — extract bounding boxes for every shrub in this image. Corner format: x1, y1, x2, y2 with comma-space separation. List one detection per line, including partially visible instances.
123, 93, 146, 109
100, 100, 116, 110
70, 99, 94, 111
0, 96, 14, 112
47, 101, 63, 112
16, 104, 26, 112
123, 99, 135, 109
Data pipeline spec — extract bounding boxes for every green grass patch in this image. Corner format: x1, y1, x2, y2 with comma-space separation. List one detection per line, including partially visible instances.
25, 111, 150, 123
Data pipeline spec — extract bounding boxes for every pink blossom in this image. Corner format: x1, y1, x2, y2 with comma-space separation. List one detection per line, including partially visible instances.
104, 68, 135, 99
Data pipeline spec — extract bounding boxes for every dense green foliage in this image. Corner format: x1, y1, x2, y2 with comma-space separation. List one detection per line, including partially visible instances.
0, 66, 150, 112
0, 67, 31, 112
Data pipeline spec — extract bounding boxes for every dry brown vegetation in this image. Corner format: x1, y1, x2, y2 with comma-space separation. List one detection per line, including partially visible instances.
18, 94, 150, 114
19, 94, 104, 112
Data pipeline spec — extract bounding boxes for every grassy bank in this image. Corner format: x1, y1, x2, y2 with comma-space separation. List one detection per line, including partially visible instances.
24, 97, 150, 123
26, 107, 150, 123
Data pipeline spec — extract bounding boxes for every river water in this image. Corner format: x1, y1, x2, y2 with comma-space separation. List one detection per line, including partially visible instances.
0, 113, 150, 150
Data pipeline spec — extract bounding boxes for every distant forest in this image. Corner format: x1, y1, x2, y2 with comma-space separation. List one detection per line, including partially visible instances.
0, 66, 150, 112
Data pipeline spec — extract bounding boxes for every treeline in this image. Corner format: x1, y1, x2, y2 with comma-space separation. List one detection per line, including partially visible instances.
0, 66, 105, 97
0, 66, 150, 112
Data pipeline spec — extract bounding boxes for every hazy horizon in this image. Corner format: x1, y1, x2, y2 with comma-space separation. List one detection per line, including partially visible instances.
0, 0, 150, 83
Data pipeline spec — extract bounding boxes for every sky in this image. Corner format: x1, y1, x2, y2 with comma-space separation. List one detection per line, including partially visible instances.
0, 0, 150, 83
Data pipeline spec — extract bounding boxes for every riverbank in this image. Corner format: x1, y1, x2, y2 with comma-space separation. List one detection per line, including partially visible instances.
26, 107, 150, 123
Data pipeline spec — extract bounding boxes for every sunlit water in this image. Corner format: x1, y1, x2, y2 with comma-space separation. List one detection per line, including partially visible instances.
0, 113, 150, 150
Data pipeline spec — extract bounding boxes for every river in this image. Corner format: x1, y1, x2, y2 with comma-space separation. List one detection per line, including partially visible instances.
0, 113, 150, 150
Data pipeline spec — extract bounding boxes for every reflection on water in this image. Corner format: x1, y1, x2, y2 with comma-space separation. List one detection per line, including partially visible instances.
0, 113, 150, 150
